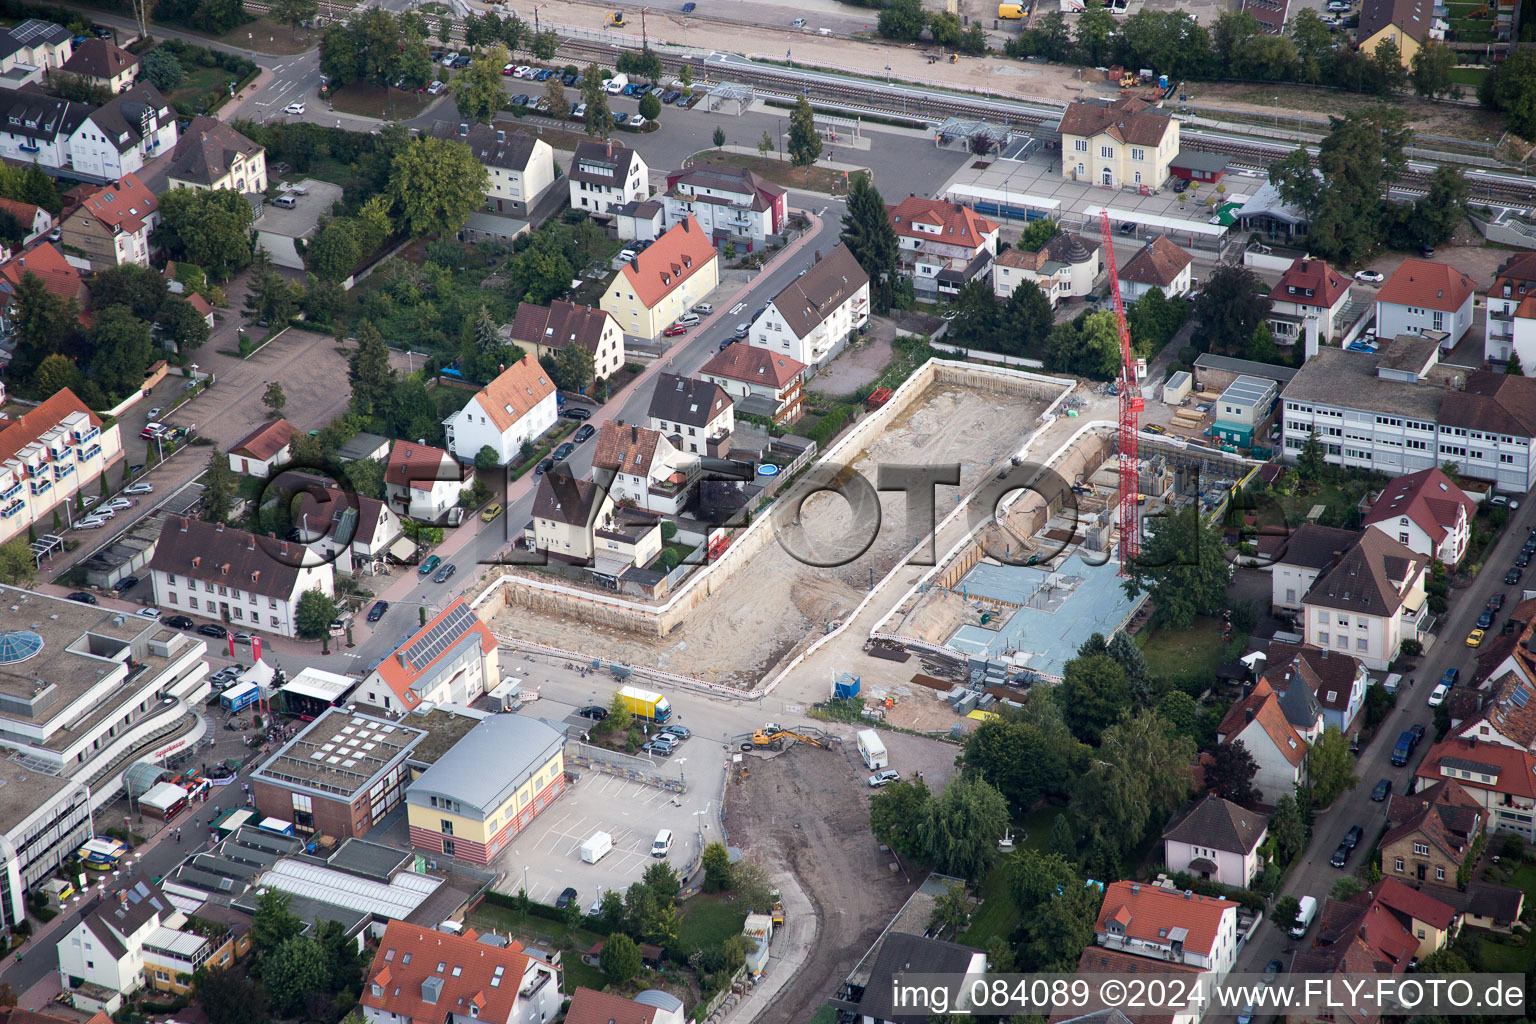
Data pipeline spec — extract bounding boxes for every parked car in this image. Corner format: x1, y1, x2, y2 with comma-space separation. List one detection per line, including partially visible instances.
1263, 959, 1284, 983
1371, 778, 1392, 801
682, 1, 696, 9
572, 102, 587, 119
199, 623, 228, 638
1330, 840, 1353, 868
140, 422, 166, 439
563, 405, 593, 421
433, 562, 457, 583
104, 498, 134, 512
66, 591, 97, 604
562, 72, 579, 86
868, 769, 901, 787
163, 615, 194, 630
663, 90, 682, 104
1467, 627, 1486, 647
576, 705, 608, 721
232, 632, 254, 645
512, 93, 531, 107
1409, 723, 1426, 743
1506, 567, 1522, 585
75, 517, 107, 530
1354, 269, 1385, 283
452, 54, 471, 68
112, 575, 139, 592
573, 425, 596, 443
1428, 682, 1450, 707
693, 303, 714, 314
535, 458, 554, 477
123, 482, 154, 495
418, 555, 442, 576
553, 442, 576, 462
441, 51, 459, 65
481, 503, 503, 522
663, 323, 689, 337
535, 68, 554, 81
661, 724, 691, 740
1342, 824, 1363, 849
555, 887, 578, 909
367, 600, 389, 622
535, 98, 551, 112
1172, 177, 1190, 193
1490, 592, 1506, 610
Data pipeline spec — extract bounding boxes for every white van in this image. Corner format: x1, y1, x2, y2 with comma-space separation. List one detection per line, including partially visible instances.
1289, 894, 1318, 939
675, 312, 701, 326
650, 828, 673, 858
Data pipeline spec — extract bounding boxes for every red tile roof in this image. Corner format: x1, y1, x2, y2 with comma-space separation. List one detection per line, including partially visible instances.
1360, 467, 1474, 552
362, 920, 540, 1024
1094, 880, 1237, 957
886, 195, 997, 250
385, 442, 458, 490
228, 418, 293, 462
472, 353, 556, 434
1415, 736, 1536, 800
71, 173, 157, 235
1375, 258, 1475, 313
1119, 236, 1191, 289
0, 198, 42, 230
699, 342, 806, 390
618, 215, 717, 310
0, 387, 100, 467
1269, 257, 1351, 309
0, 242, 89, 314
1368, 878, 1459, 933
1216, 679, 1309, 766
564, 988, 660, 1024
369, 598, 496, 708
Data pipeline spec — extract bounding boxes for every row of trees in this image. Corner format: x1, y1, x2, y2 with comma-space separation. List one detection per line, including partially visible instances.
1010, 5, 1457, 99
875, 0, 988, 54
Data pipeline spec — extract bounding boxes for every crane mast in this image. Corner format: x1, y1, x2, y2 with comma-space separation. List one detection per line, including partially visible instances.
1098, 211, 1143, 576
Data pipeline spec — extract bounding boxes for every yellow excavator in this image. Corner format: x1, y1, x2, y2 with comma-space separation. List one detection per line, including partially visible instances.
740, 723, 827, 751
606, 11, 625, 26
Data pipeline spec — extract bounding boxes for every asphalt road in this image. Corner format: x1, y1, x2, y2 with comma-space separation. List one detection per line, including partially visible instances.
1235, 499, 1536, 999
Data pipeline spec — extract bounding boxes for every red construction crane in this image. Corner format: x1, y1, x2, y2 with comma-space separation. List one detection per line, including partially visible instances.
1099, 211, 1143, 576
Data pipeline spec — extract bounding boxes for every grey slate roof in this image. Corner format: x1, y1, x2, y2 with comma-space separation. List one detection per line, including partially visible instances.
855, 932, 980, 1023
532, 470, 604, 527
1272, 662, 1325, 729
649, 372, 732, 429
1191, 352, 1299, 385
407, 714, 566, 815
166, 116, 262, 186
0, 91, 88, 143
1162, 793, 1269, 855
86, 83, 173, 154
1303, 530, 1424, 618
570, 139, 641, 186
1277, 523, 1361, 570
432, 120, 542, 172
767, 243, 870, 340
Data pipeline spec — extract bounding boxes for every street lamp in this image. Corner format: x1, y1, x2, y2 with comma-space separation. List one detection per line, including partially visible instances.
1274, 96, 1279, 136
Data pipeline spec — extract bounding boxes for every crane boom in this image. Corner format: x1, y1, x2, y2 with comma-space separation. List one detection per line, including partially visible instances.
1098, 211, 1143, 576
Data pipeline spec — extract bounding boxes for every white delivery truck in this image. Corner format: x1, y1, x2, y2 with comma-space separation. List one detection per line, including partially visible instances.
1289, 894, 1318, 938
580, 832, 613, 864
857, 729, 888, 770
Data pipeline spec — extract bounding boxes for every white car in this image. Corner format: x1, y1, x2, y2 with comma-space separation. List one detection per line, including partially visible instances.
618, 248, 636, 261
868, 769, 901, 787
135, 608, 161, 620
81, 495, 99, 508
441, 51, 459, 66
1492, 494, 1521, 510
103, 498, 134, 512
123, 482, 154, 495
427, 80, 444, 94
284, 101, 306, 115
604, 78, 624, 94
1354, 269, 1384, 283
147, 406, 162, 419
1428, 683, 1450, 707
75, 517, 108, 530
572, 102, 587, 119
515, 65, 531, 77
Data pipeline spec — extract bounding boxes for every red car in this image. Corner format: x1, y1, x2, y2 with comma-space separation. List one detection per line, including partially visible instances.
663, 323, 688, 337
502, 63, 516, 76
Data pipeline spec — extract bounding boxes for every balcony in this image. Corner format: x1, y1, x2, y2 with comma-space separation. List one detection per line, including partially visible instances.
72, 425, 99, 445
80, 443, 102, 462
28, 478, 50, 497
0, 499, 22, 520
0, 480, 20, 503
649, 461, 702, 498
53, 462, 74, 481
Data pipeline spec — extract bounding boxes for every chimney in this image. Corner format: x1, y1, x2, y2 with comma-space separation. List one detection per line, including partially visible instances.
214, 522, 224, 532
247, 535, 255, 551
179, 517, 189, 532
631, 425, 638, 442
606, 139, 613, 159
1245, 707, 1255, 723
681, 218, 690, 232
397, 651, 408, 669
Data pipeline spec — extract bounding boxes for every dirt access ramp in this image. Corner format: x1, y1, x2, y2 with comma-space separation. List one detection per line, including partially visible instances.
724, 743, 917, 1024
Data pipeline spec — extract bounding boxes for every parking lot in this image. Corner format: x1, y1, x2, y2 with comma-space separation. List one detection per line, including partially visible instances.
490, 766, 721, 908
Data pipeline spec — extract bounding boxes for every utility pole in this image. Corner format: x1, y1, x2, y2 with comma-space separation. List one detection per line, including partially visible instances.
129, 0, 149, 39
641, 6, 648, 49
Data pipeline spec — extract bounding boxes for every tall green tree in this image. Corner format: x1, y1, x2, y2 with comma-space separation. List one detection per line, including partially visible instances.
839, 175, 900, 312
295, 589, 339, 641
1054, 653, 1131, 746
702, 842, 733, 891
947, 278, 1000, 351
158, 296, 210, 353
869, 778, 930, 858
600, 932, 642, 984
544, 75, 570, 120
31, 353, 82, 397
916, 776, 1010, 879
388, 137, 490, 238
1306, 726, 1359, 806
876, 0, 925, 40
638, 90, 662, 122
1298, 429, 1327, 483
250, 888, 303, 955
1207, 741, 1261, 807
262, 381, 288, 416
580, 64, 611, 138
268, 0, 318, 38
998, 281, 1054, 356
263, 937, 328, 1016
1479, 49, 1536, 139
1410, 40, 1456, 98
193, 966, 268, 1024
156, 188, 255, 280
0, 538, 37, 586
1271, 895, 1302, 933
551, 344, 595, 392
786, 94, 822, 169
87, 306, 154, 401
348, 323, 396, 419
11, 271, 77, 379
450, 44, 511, 123
202, 446, 236, 524
92, 264, 169, 321
1193, 266, 1271, 356
1073, 710, 1195, 870
1122, 505, 1233, 628
1269, 793, 1307, 864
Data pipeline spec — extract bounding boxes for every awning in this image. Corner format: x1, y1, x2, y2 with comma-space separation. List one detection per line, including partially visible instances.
282, 668, 357, 704
388, 536, 418, 561
1188, 857, 1218, 875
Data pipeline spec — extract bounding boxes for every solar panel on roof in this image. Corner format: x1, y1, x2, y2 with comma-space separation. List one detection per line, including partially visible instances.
1511, 686, 1530, 708
402, 604, 477, 668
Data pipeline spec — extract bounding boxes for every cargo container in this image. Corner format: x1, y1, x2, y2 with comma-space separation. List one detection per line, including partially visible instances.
833, 673, 860, 699
617, 685, 672, 722
857, 729, 888, 769
259, 817, 296, 836
580, 831, 613, 863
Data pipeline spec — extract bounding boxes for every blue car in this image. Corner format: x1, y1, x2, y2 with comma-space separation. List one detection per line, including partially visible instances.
535, 68, 554, 81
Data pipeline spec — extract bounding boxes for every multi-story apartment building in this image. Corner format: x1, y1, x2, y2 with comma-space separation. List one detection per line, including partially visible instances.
0, 389, 122, 546
569, 139, 648, 215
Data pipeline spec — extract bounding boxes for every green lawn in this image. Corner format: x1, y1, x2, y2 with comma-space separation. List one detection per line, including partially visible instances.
676, 895, 749, 957
1449, 66, 1492, 87
330, 82, 439, 119
1135, 616, 1228, 681
163, 63, 242, 115
465, 902, 606, 955
807, 1006, 836, 1024
957, 853, 1020, 949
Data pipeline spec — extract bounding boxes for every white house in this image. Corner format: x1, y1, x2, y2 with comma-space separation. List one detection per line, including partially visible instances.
355, 599, 499, 713
569, 139, 649, 216
614, 198, 664, 243
0, 197, 50, 247
745, 243, 869, 369
1118, 235, 1193, 301
0, 387, 123, 546
662, 164, 785, 244
590, 422, 690, 515
1161, 795, 1270, 889
226, 419, 294, 479
56, 881, 176, 1008
992, 232, 1100, 307
1094, 880, 1239, 977
165, 116, 267, 194
1301, 529, 1428, 671
443, 353, 557, 467
1262, 640, 1370, 736
1415, 738, 1536, 841
647, 373, 733, 457
0, 92, 87, 171
0, 20, 73, 90
887, 195, 998, 298
148, 517, 336, 637
438, 121, 556, 219
507, 300, 626, 382
361, 920, 561, 1024
291, 479, 405, 574
59, 38, 138, 93
1361, 466, 1476, 566
698, 343, 807, 425
67, 83, 178, 183
0, 761, 90, 934
1485, 251, 1536, 365
384, 442, 471, 523
1216, 679, 1309, 804
1374, 258, 1476, 349
1267, 256, 1354, 343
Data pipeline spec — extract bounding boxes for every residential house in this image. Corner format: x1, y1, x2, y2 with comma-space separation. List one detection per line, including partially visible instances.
360, 920, 562, 1024
1357, 0, 1443, 67
226, 418, 293, 478
528, 471, 615, 565
647, 373, 733, 456
887, 195, 998, 299
1291, 891, 1425, 1024
405, 714, 565, 863
59, 38, 138, 93
842, 933, 988, 1024
1484, 250, 1536, 365
614, 198, 664, 243
1118, 235, 1192, 301
0, 21, 72, 90
1052, 952, 1202, 1024
1282, 340, 1536, 493
59, 172, 158, 268
568, 139, 649, 216
1363, 880, 1460, 958
1094, 880, 1239, 977
0, 198, 50, 247
1415, 736, 1536, 840
1267, 257, 1353, 344
0, 243, 89, 338
1300, 529, 1427, 671
1058, 97, 1179, 189
1382, 780, 1484, 888
0, 388, 122, 546
1270, 523, 1360, 615
507, 300, 625, 382
165, 116, 267, 194
1160, 794, 1270, 888
384, 442, 471, 523
745, 243, 869, 369
435, 121, 555, 220
599, 215, 719, 339
0, 92, 87, 170
1374, 258, 1475, 349
1216, 679, 1309, 803
55, 881, 176, 1010
290, 479, 405, 574
698, 343, 807, 425
1419, 881, 1525, 933
1457, 664, 1536, 754
442, 353, 558, 467
1262, 639, 1370, 735
565, 988, 682, 1024
590, 422, 691, 515
1257, 656, 1328, 743
0, 760, 90, 932
662, 164, 785, 244
251, 709, 425, 838
991, 232, 1100, 307
68, 83, 177, 183
1360, 467, 1476, 566
356, 599, 499, 716
148, 517, 336, 637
